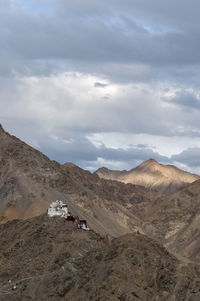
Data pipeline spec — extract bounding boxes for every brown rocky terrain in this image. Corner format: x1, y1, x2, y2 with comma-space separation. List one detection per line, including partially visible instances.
0, 124, 159, 237
1, 124, 200, 271
95, 159, 199, 194
141, 178, 200, 263
1, 214, 200, 301
1, 125, 200, 299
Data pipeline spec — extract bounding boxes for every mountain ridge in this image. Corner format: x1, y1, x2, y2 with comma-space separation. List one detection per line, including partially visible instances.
1, 125, 200, 265
0, 124, 160, 238
95, 159, 199, 194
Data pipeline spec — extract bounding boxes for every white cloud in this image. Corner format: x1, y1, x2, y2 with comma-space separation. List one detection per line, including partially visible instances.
1, 1, 200, 173
0, 71, 200, 173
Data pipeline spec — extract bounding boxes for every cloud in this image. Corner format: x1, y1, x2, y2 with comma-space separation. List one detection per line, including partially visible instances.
1, 72, 200, 171
1, 72, 196, 138
94, 82, 108, 88
1, 0, 200, 81
136, 144, 149, 148
31, 130, 170, 170
164, 90, 200, 110
1, 0, 200, 173
172, 148, 200, 168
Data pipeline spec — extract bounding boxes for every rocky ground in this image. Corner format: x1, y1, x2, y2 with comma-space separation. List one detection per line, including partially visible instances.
1, 125, 200, 300
0, 215, 200, 301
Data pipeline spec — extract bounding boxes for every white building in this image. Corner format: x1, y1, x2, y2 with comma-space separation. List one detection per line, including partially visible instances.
47, 200, 69, 218
47, 200, 90, 231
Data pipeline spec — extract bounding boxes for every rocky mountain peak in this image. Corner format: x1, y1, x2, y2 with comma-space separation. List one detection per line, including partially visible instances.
95, 166, 110, 173
63, 162, 78, 169
143, 158, 158, 164
96, 158, 199, 194
138, 158, 159, 168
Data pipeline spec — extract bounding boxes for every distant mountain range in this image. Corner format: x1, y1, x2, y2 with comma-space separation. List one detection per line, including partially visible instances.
95, 159, 199, 194
0, 124, 159, 237
1, 124, 200, 266
1, 124, 200, 299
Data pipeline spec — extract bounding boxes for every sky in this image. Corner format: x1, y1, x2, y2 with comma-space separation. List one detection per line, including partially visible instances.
1, 0, 200, 173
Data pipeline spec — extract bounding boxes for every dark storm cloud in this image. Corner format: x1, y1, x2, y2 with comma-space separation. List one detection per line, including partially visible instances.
39, 132, 169, 168
55, 0, 200, 66
32, 126, 200, 171
1, 0, 200, 80
57, 0, 200, 29
39, 132, 200, 171
97, 145, 169, 164
172, 148, 200, 167
164, 91, 200, 110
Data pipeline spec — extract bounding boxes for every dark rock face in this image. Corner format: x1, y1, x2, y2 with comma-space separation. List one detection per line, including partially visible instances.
0, 215, 200, 301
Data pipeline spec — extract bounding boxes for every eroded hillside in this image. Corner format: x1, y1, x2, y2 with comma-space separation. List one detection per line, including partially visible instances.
0, 215, 200, 301
0, 125, 159, 238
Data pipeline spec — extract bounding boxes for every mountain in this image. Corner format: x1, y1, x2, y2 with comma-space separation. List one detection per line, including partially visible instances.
2, 124, 200, 266
0, 214, 200, 301
92, 159, 200, 264
0, 124, 159, 237
142, 178, 200, 263
0, 124, 77, 222
95, 159, 199, 194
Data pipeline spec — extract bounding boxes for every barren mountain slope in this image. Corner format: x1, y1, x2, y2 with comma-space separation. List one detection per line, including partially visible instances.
0, 215, 200, 301
0, 124, 79, 221
142, 179, 200, 263
0, 125, 160, 237
3, 124, 200, 262
95, 159, 199, 194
